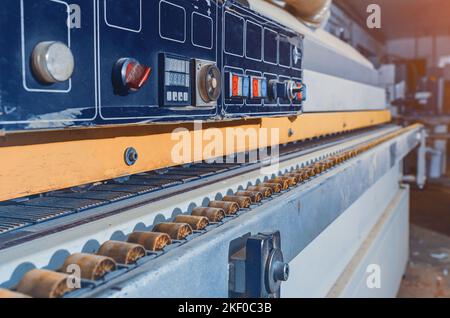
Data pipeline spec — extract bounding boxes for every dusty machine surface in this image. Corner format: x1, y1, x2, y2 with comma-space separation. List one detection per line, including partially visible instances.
0, 0, 424, 299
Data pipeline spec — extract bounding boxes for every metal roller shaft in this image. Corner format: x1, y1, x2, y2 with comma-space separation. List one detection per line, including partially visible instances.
273, 176, 297, 187
191, 207, 226, 222
222, 195, 252, 209
16, 269, 71, 298
152, 222, 193, 240
246, 185, 273, 197
260, 182, 282, 193
97, 241, 146, 265
127, 232, 172, 251
266, 179, 289, 190
61, 253, 116, 281
235, 190, 263, 203
284, 173, 304, 183
208, 201, 240, 215
174, 215, 209, 231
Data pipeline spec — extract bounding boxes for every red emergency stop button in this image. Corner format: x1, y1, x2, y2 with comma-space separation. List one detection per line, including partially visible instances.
113, 58, 152, 94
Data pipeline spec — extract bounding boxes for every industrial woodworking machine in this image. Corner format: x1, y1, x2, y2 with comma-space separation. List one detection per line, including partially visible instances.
0, 0, 424, 298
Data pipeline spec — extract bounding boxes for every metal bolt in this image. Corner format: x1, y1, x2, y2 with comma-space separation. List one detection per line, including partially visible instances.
273, 262, 290, 282
124, 147, 138, 166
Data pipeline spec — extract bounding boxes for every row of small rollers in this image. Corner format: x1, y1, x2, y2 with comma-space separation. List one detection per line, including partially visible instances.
0, 127, 411, 298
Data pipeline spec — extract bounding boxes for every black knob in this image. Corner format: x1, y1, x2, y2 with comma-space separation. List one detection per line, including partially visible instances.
198, 64, 222, 103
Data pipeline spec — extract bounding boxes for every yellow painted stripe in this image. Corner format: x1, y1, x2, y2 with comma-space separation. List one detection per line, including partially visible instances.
0, 111, 391, 201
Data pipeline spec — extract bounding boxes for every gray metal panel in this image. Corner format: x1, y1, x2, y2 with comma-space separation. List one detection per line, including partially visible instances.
303, 37, 380, 87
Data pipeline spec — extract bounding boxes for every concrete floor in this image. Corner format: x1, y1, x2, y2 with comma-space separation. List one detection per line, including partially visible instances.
397, 181, 450, 298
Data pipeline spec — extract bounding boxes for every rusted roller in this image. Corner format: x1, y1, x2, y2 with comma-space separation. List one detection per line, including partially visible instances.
303, 167, 317, 177
246, 185, 273, 197
61, 253, 116, 281
0, 288, 31, 298
301, 170, 312, 179
208, 201, 240, 215
191, 207, 226, 222
326, 157, 338, 167
282, 173, 300, 183
16, 269, 71, 298
260, 182, 282, 193
174, 215, 209, 230
277, 176, 298, 186
308, 163, 321, 176
312, 163, 323, 174
266, 178, 289, 190
222, 195, 252, 208
321, 160, 331, 169
235, 190, 263, 203
97, 241, 146, 265
337, 154, 346, 163
293, 170, 310, 181
127, 231, 172, 251
314, 163, 326, 173
152, 222, 193, 240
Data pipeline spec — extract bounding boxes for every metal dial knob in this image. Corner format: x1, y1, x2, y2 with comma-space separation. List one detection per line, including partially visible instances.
286, 80, 303, 101
198, 64, 222, 103
31, 41, 75, 84
113, 58, 152, 95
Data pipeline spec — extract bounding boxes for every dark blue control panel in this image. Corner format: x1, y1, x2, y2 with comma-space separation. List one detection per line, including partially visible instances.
0, 0, 305, 132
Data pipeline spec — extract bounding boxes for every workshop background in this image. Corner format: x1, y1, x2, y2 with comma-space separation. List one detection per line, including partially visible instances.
333, 0, 450, 297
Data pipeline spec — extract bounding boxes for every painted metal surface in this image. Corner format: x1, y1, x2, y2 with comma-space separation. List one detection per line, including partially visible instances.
327, 186, 409, 298
302, 70, 386, 112
0, 0, 305, 132
282, 165, 405, 297
0, 111, 391, 202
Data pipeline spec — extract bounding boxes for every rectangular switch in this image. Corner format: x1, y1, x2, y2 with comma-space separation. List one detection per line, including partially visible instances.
227, 72, 249, 98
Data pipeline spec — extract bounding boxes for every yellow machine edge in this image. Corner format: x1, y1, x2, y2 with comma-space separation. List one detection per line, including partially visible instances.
0, 111, 391, 202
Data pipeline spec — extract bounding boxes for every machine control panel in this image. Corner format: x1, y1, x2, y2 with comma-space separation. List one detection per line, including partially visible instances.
161, 55, 192, 107
222, 1, 305, 118
0, 0, 305, 132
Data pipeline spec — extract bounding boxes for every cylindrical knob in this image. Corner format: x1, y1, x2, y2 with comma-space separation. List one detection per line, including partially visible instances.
286, 80, 302, 101
113, 58, 151, 94
31, 41, 74, 84
268, 80, 279, 101
198, 64, 222, 102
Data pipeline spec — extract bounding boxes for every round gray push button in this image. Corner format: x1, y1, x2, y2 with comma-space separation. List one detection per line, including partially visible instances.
31, 41, 75, 84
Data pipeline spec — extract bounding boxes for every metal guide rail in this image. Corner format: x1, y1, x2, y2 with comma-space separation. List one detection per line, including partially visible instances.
0, 124, 422, 298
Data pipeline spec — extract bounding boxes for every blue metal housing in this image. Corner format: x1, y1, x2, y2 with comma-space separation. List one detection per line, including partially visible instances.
0, 0, 304, 132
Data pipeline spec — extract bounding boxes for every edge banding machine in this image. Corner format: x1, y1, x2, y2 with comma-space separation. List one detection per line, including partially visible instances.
0, 0, 424, 298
